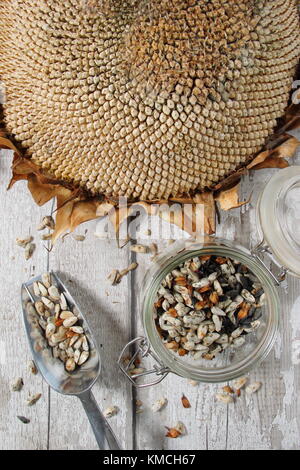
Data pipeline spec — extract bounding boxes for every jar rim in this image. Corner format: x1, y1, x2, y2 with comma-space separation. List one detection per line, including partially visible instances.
258, 166, 300, 278
142, 237, 280, 383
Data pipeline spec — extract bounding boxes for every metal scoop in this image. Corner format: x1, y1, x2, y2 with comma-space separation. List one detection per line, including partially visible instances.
21, 271, 121, 450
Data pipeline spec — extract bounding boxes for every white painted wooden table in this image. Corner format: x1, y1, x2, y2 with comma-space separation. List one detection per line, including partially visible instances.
1, 147, 300, 450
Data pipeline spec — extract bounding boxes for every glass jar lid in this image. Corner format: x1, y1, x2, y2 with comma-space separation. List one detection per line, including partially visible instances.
258, 166, 300, 278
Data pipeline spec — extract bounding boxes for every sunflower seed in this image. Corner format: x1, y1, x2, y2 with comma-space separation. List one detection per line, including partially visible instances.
48, 285, 60, 301
78, 351, 89, 365
130, 244, 149, 253
60, 293, 68, 310
17, 416, 30, 424
63, 316, 78, 328
73, 349, 81, 363
41, 297, 54, 310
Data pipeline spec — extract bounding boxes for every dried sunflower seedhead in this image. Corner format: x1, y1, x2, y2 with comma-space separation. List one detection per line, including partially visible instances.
0, 0, 300, 238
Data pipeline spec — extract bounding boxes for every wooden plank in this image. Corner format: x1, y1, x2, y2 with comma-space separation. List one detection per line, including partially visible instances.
47, 225, 134, 450
0, 150, 49, 450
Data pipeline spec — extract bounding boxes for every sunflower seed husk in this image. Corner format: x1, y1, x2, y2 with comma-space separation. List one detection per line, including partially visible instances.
25, 243, 36, 260
246, 382, 262, 394
215, 393, 234, 404
27, 393, 42, 406
232, 377, 248, 391
38, 216, 55, 231
12, 377, 24, 392
130, 244, 149, 254
103, 406, 119, 418
28, 360, 38, 375
16, 236, 33, 248
151, 397, 168, 412
17, 416, 30, 424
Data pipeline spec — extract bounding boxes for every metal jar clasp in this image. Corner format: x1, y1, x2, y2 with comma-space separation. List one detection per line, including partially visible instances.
118, 337, 170, 388
251, 240, 288, 286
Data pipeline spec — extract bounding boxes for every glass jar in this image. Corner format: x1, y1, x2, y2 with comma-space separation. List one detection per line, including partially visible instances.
118, 167, 300, 386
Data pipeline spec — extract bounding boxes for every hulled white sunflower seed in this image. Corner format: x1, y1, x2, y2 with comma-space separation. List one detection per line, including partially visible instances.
63, 316, 78, 328
60, 293, 68, 310
78, 351, 89, 365
65, 358, 76, 372
70, 326, 84, 334
41, 297, 54, 310
81, 336, 89, 352
48, 285, 60, 301
42, 272, 51, 288
37, 282, 48, 296
33, 282, 41, 296
45, 323, 56, 338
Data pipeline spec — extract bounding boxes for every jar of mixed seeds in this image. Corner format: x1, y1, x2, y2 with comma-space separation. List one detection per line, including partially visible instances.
118, 167, 300, 386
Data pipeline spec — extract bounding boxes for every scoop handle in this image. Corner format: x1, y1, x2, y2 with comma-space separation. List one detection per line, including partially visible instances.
78, 389, 121, 450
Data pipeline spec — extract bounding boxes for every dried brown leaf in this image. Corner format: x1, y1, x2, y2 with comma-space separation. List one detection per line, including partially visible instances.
216, 184, 250, 211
